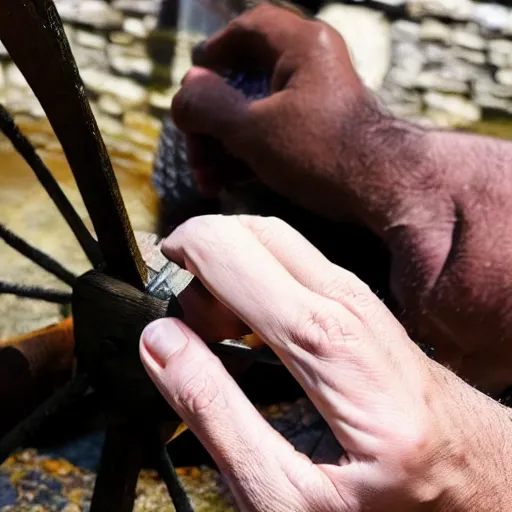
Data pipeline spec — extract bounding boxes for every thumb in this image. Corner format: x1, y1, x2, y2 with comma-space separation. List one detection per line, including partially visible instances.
139, 317, 289, 463
139, 317, 316, 511
171, 67, 250, 141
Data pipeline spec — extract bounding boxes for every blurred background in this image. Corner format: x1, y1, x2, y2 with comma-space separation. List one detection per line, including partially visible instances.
0, 0, 511, 509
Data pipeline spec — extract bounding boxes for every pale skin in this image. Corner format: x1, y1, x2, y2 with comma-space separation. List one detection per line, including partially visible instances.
139, 3, 512, 509
169, 4, 512, 394
140, 215, 512, 511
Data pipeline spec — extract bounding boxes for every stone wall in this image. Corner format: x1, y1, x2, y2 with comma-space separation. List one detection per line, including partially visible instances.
369, 0, 512, 127
1, 0, 512, 138
316, 0, 512, 128
0, 0, 175, 144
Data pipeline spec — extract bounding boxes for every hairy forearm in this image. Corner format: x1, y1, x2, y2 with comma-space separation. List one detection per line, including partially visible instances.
426, 128, 512, 204
421, 128, 512, 392
358, 102, 512, 236
361, 112, 512, 393
430, 361, 512, 511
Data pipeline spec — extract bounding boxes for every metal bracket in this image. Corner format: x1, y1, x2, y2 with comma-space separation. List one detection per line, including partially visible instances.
146, 261, 192, 319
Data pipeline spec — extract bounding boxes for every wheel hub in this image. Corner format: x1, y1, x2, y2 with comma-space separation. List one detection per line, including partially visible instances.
72, 269, 181, 422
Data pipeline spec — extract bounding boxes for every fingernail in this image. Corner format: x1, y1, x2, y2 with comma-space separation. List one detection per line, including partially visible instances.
191, 40, 207, 65
141, 318, 188, 367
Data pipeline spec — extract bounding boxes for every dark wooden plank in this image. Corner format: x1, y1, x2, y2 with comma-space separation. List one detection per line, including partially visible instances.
89, 423, 145, 512
0, 0, 146, 289
0, 373, 88, 464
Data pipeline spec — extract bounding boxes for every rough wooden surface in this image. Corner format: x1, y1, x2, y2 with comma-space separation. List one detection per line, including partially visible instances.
0, 318, 75, 438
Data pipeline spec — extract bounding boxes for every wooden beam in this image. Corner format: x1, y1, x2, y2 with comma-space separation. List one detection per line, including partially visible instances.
0, 0, 146, 288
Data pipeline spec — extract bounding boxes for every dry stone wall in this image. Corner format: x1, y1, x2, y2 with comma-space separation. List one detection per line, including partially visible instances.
1, 0, 512, 137
373, 0, 512, 126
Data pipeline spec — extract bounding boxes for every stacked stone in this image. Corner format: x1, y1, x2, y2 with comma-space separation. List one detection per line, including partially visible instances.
3, 0, 512, 137
370, 0, 512, 127
0, 0, 177, 177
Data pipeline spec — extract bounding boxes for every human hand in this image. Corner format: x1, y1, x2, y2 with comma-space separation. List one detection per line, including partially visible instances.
171, 3, 512, 394
172, 2, 412, 228
140, 215, 512, 511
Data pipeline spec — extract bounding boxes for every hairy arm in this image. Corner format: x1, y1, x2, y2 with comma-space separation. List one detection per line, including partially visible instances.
430, 358, 512, 511
170, 1, 512, 394
375, 123, 512, 394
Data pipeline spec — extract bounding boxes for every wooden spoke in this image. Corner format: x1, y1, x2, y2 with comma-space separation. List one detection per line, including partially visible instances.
0, 281, 71, 303
154, 434, 194, 512
0, 372, 89, 464
0, 0, 146, 289
0, 105, 102, 267
89, 423, 146, 512
0, 223, 76, 286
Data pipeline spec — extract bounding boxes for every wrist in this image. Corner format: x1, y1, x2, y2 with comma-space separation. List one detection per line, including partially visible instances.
344, 96, 443, 237
418, 362, 512, 511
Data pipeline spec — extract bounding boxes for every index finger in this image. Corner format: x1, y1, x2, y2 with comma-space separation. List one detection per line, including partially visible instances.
194, 2, 309, 72
161, 215, 366, 360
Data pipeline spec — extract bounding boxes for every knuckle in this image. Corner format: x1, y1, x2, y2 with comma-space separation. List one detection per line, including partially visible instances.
243, 2, 278, 22
225, 16, 251, 37
311, 21, 331, 42
289, 298, 359, 358
309, 20, 350, 59
178, 214, 226, 243
173, 216, 206, 246
172, 216, 222, 264
261, 215, 290, 232
179, 214, 215, 233
177, 365, 225, 415
320, 269, 391, 334
324, 267, 375, 306
228, 3, 286, 36
173, 214, 255, 275
237, 215, 289, 244
312, 19, 342, 44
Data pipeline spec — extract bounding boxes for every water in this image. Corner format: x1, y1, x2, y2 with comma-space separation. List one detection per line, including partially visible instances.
0, 115, 159, 339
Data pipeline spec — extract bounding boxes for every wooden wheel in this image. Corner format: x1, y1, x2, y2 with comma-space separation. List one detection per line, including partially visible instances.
0, 1, 279, 510
0, 0, 190, 508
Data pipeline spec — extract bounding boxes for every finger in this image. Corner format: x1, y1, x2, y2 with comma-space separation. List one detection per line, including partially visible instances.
172, 68, 297, 187
165, 216, 373, 338
237, 215, 373, 304
194, 3, 307, 72
162, 215, 350, 352
186, 134, 225, 196
180, 214, 371, 347
162, 216, 424, 458
171, 67, 250, 139
181, 213, 378, 348
178, 276, 249, 343
186, 134, 255, 195
140, 317, 329, 511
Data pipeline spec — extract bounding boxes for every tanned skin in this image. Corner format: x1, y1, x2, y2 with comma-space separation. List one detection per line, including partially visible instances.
158, 3, 512, 509
172, 5, 512, 396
